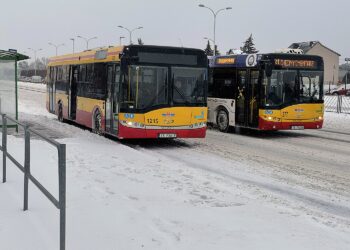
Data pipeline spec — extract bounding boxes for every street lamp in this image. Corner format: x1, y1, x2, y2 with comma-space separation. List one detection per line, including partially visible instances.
119, 36, 125, 46
199, 4, 232, 56
345, 58, 350, 90
48, 42, 65, 56
77, 35, 97, 50
27, 47, 42, 76
70, 38, 75, 54
203, 37, 214, 43
117, 25, 143, 45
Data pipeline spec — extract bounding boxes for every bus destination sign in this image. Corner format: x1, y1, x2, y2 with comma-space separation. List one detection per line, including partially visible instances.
216, 57, 235, 65
274, 59, 317, 69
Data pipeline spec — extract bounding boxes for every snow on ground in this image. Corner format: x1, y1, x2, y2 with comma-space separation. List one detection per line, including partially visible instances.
0, 82, 349, 250
324, 111, 350, 132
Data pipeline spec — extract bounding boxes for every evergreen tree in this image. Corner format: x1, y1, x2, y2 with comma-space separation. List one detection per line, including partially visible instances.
204, 41, 213, 56
240, 34, 259, 54
226, 49, 234, 55
137, 38, 144, 45
214, 45, 220, 56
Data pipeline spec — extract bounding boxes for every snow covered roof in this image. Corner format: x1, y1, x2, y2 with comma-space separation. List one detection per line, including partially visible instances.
0, 49, 29, 61
288, 41, 341, 56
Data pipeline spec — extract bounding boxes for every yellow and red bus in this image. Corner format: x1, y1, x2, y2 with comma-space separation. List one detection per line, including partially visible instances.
207, 53, 324, 131
47, 45, 208, 139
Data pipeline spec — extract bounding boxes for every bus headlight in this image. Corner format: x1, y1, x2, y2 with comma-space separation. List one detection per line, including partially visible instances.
122, 120, 145, 128
318, 116, 323, 120
192, 122, 206, 128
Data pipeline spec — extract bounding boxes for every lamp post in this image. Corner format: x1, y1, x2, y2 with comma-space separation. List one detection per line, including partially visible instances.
48, 42, 65, 56
345, 58, 350, 90
70, 38, 75, 54
198, 4, 232, 56
117, 26, 143, 45
77, 35, 97, 50
119, 36, 125, 46
27, 48, 42, 76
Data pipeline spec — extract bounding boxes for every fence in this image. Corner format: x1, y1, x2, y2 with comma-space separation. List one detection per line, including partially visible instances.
0, 114, 66, 250
324, 95, 350, 114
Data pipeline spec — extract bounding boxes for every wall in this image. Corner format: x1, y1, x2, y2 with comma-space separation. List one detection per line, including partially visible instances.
307, 43, 340, 86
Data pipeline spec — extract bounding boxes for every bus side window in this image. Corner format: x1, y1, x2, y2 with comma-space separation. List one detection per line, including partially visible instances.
208, 69, 214, 97
213, 69, 236, 99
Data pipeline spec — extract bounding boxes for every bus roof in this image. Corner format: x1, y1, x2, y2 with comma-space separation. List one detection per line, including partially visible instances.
209, 53, 323, 68
48, 45, 207, 67
48, 46, 123, 66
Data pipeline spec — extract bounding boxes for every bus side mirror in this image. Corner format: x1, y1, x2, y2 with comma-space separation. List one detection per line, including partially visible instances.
265, 63, 273, 77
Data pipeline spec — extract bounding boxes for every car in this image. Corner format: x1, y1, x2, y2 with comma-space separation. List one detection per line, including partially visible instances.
31, 75, 42, 83
331, 87, 349, 95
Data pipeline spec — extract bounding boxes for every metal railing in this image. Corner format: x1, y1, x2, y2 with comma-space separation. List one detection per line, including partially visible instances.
325, 95, 350, 114
1, 113, 66, 250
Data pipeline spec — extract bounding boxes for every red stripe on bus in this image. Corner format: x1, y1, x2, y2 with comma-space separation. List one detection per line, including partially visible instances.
258, 118, 323, 130
118, 123, 206, 139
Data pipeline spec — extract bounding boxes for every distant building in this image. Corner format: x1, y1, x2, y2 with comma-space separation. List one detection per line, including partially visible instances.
339, 69, 347, 83
289, 41, 340, 85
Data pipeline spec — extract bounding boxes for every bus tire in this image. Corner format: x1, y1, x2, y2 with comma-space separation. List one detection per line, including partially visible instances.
216, 108, 229, 132
93, 110, 102, 135
58, 102, 63, 122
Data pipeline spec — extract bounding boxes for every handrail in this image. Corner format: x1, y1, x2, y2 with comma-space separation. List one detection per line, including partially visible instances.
1, 113, 66, 250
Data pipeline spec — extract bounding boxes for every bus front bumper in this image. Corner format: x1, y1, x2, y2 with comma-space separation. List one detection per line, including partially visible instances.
258, 118, 323, 130
117, 123, 207, 139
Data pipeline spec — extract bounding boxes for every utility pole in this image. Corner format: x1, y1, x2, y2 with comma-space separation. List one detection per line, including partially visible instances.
70, 38, 75, 54
77, 35, 97, 50
48, 42, 65, 56
345, 58, 350, 90
119, 36, 125, 46
27, 48, 42, 76
198, 4, 232, 56
117, 26, 143, 45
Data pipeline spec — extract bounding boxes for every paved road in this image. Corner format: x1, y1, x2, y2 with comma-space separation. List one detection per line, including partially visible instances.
127, 128, 350, 229
18, 85, 350, 228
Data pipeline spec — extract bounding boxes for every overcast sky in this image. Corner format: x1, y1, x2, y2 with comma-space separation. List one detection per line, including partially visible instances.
1, 0, 349, 63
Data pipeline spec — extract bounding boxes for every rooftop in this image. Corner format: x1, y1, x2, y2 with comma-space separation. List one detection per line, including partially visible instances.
0, 49, 29, 61
289, 41, 341, 56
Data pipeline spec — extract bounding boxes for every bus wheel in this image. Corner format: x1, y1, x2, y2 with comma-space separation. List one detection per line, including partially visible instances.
216, 109, 229, 132
93, 110, 102, 135
58, 103, 63, 122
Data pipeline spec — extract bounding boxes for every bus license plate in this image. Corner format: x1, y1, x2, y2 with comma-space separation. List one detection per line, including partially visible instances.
158, 133, 177, 138
291, 126, 304, 130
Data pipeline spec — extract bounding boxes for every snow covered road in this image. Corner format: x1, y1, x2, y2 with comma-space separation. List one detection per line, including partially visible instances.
0, 82, 349, 250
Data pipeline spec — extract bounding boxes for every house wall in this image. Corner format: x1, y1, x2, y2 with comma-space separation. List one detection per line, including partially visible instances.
307, 43, 339, 86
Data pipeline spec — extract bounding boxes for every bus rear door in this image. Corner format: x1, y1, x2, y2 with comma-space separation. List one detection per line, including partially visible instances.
69, 65, 78, 120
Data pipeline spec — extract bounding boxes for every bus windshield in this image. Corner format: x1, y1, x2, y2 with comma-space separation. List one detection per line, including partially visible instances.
126, 65, 168, 110
122, 65, 206, 110
172, 67, 207, 105
263, 69, 323, 107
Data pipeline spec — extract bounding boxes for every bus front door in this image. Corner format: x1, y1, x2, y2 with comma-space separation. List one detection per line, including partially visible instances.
105, 64, 120, 135
69, 66, 78, 120
247, 70, 259, 128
